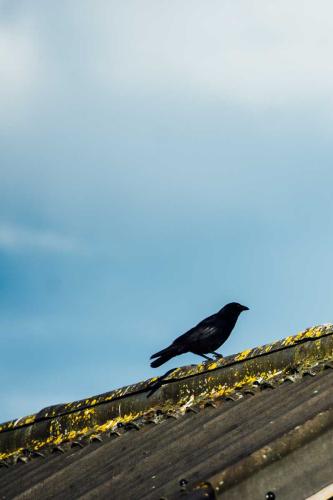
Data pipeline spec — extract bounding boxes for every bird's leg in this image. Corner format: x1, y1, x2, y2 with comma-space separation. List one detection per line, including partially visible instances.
212, 352, 223, 359
199, 354, 213, 361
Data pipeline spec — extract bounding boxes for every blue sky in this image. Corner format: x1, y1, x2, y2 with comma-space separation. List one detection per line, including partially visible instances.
1, 0, 333, 421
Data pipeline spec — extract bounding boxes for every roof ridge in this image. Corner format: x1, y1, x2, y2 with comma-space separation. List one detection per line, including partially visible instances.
1, 323, 332, 431
0, 324, 332, 461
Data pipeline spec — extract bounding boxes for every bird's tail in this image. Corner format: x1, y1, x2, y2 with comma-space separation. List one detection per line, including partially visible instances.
150, 344, 182, 368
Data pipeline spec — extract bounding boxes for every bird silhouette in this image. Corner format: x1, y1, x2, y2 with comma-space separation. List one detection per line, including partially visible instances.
150, 302, 249, 368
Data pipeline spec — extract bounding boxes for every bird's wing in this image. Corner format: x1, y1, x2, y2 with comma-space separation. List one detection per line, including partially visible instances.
173, 313, 219, 345
195, 313, 219, 328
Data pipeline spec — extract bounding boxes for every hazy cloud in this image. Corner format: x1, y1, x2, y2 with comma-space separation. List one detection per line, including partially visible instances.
0, 12, 43, 117
1, 1, 333, 113
0, 222, 81, 254
89, 1, 333, 108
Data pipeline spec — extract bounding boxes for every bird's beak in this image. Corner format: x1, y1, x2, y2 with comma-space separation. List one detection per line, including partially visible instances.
242, 306, 249, 311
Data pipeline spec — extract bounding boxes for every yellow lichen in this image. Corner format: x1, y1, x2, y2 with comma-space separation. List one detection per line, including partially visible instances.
282, 336, 294, 346
235, 349, 252, 361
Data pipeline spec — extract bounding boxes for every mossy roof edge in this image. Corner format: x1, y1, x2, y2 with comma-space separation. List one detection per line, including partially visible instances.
0, 324, 332, 459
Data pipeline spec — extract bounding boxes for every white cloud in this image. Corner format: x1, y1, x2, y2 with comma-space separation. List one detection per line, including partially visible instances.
0, 19, 42, 115
1, 1, 333, 112
0, 28, 36, 89
78, 0, 333, 109
0, 223, 81, 254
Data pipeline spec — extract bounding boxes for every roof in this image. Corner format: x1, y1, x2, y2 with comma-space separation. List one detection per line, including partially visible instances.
0, 324, 333, 499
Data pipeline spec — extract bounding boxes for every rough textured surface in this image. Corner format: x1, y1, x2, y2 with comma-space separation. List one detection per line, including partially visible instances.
0, 367, 333, 499
0, 324, 333, 499
219, 426, 333, 500
1, 324, 332, 462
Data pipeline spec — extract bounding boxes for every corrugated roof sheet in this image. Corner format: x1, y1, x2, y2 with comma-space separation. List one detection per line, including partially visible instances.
0, 324, 333, 499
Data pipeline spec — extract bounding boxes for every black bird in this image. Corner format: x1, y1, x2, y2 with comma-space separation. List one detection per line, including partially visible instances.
150, 302, 249, 368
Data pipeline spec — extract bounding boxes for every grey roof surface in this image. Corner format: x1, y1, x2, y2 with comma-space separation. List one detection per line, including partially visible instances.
0, 325, 333, 499
0, 363, 333, 499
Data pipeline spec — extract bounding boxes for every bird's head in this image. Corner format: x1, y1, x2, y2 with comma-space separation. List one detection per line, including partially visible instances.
219, 302, 249, 315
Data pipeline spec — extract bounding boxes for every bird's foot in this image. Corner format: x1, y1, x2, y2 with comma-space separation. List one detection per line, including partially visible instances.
212, 352, 223, 359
